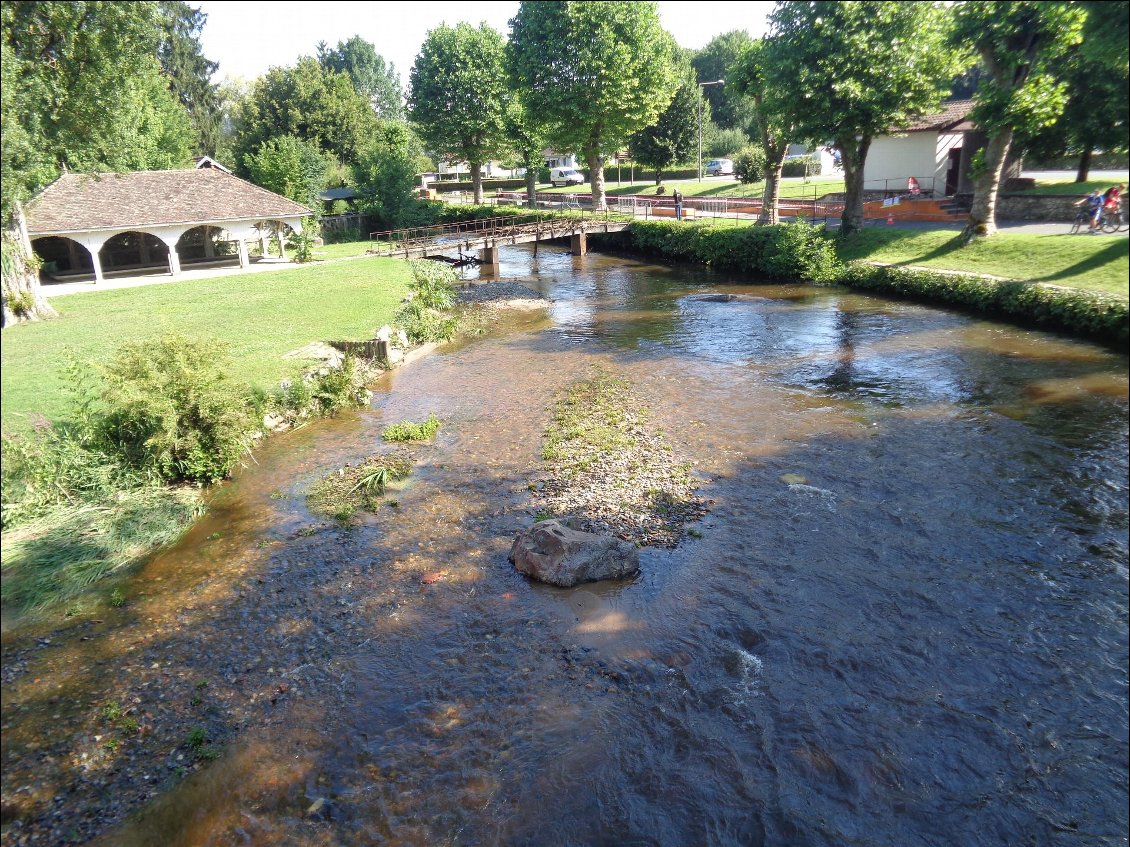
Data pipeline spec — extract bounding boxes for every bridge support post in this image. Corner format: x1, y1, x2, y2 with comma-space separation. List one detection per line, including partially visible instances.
479, 245, 501, 271
570, 231, 587, 256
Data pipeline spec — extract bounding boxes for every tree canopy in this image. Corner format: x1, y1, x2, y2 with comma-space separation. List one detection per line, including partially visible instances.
952, 0, 1086, 237
408, 22, 510, 203
764, 0, 960, 234
318, 35, 405, 121
1, 1, 194, 219
244, 135, 328, 209
690, 30, 756, 133
157, 1, 222, 156
629, 61, 702, 183
508, 0, 679, 208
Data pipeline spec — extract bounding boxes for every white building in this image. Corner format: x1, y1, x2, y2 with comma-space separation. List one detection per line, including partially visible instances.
861, 99, 977, 197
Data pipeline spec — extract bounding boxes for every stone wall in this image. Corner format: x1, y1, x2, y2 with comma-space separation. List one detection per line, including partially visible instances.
995, 194, 1090, 222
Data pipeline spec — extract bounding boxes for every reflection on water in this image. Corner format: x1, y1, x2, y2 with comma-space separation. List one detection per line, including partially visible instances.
5, 244, 1127, 847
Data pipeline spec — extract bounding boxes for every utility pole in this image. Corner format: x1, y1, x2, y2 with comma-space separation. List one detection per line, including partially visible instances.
697, 79, 725, 182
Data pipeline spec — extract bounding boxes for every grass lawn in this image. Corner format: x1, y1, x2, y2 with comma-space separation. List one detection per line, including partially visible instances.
533, 176, 845, 200
836, 229, 1129, 297
1, 257, 413, 431
1015, 178, 1129, 195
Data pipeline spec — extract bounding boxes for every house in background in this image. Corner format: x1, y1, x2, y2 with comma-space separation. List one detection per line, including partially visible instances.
542, 150, 578, 170
25, 168, 312, 283
860, 99, 1017, 197
785, 143, 840, 175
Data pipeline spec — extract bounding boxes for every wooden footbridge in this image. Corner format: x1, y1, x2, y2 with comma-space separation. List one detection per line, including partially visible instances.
368, 212, 631, 268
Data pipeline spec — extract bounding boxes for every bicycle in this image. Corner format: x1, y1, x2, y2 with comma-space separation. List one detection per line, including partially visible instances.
1099, 205, 1125, 234
1070, 207, 1093, 233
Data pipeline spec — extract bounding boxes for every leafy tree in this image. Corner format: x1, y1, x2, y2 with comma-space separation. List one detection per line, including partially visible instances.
234, 58, 378, 172
317, 36, 405, 121
733, 146, 767, 184
629, 62, 701, 185
731, 39, 798, 223
408, 23, 510, 204
245, 136, 328, 209
504, 101, 547, 207
702, 123, 748, 159
1016, 1, 1128, 181
953, 1, 1086, 238
355, 121, 429, 229
157, 1, 222, 156
765, 1, 960, 235
508, 1, 679, 209
691, 30, 757, 132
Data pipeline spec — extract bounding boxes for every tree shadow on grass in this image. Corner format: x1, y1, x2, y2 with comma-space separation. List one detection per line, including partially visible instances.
1033, 238, 1128, 285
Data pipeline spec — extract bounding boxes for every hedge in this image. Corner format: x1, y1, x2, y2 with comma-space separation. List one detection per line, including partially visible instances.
605, 219, 841, 283
836, 263, 1129, 347
598, 219, 1128, 346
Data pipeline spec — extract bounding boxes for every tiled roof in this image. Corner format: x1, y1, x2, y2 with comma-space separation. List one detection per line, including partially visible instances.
893, 99, 975, 133
25, 169, 313, 235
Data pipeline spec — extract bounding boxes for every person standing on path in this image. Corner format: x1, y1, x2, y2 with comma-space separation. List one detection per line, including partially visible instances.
672, 188, 683, 221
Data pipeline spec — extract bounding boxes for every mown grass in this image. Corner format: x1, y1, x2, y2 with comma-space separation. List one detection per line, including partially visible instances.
1016, 178, 1128, 196
1, 258, 413, 430
835, 229, 1129, 297
535, 176, 845, 200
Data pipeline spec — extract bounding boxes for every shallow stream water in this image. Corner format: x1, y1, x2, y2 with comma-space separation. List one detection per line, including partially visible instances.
3, 246, 1128, 846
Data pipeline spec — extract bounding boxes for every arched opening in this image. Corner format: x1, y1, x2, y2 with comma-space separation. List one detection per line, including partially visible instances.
100, 231, 170, 273
253, 221, 298, 261
176, 225, 240, 268
31, 236, 94, 281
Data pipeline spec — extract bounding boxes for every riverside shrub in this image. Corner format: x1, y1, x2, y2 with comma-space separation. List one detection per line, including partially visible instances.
620, 220, 841, 283
837, 264, 1129, 346
95, 335, 255, 484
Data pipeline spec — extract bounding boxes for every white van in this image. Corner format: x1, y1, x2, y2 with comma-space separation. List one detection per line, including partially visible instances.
550, 167, 585, 187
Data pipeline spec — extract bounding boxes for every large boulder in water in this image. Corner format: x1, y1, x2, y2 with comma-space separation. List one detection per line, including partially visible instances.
509, 519, 640, 587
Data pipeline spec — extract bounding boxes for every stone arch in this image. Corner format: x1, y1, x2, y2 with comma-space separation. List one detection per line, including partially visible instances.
254, 219, 300, 261
30, 235, 94, 279
176, 225, 238, 267
100, 231, 170, 273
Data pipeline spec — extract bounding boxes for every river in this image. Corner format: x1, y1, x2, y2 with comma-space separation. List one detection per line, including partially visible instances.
2, 245, 1127, 847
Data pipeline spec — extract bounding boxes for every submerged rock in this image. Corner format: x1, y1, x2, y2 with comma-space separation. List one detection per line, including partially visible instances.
509, 519, 640, 587
691, 293, 739, 302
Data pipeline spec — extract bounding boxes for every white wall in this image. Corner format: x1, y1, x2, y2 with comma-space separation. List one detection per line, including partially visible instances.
863, 132, 954, 195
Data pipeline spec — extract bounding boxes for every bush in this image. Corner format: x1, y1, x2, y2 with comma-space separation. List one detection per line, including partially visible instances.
382, 413, 441, 442
835, 263, 1129, 347
781, 157, 819, 178
733, 147, 767, 184
394, 260, 460, 343
617, 219, 841, 283
94, 336, 256, 484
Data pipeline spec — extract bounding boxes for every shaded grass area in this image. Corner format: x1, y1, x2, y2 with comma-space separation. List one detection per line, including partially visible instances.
537, 176, 844, 200
1, 258, 413, 430
835, 229, 1129, 297
0, 486, 203, 612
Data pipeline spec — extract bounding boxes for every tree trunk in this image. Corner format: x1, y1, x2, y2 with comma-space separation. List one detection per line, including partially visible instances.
838, 135, 871, 236
759, 144, 789, 225
962, 126, 1013, 240
586, 148, 606, 210
1075, 146, 1092, 183
470, 161, 484, 205
526, 166, 537, 209
2, 206, 58, 328
655, 171, 663, 187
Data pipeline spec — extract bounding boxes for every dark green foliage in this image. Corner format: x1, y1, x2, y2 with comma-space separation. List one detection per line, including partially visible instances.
836, 263, 1128, 347
618, 220, 841, 283
355, 121, 429, 230
317, 35, 404, 121
157, 1, 222, 156
690, 30, 757, 131
245, 136, 327, 208
629, 62, 702, 181
733, 147, 767, 184
781, 157, 819, 178
95, 336, 255, 484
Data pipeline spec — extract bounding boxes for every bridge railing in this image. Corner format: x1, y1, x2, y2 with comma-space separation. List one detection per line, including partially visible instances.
369, 208, 630, 257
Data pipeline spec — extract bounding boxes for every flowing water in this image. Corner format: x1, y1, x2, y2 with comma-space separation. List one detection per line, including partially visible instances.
3, 246, 1127, 847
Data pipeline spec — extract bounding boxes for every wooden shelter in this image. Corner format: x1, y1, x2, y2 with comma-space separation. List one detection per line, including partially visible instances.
23, 168, 313, 283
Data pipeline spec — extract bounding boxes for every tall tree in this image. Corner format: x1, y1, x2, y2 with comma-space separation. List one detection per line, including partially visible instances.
629, 62, 702, 185
245, 136, 328, 209
730, 39, 797, 224
691, 30, 756, 132
508, 1, 679, 209
953, 1, 1086, 238
408, 23, 510, 205
1016, 1, 1128, 182
765, 1, 960, 235
504, 101, 547, 208
355, 121, 430, 229
234, 58, 378, 173
318, 36, 405, 122
157, 2, 222, 156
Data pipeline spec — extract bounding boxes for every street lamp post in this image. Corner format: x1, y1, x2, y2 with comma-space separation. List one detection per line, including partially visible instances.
698, 79, 725, 182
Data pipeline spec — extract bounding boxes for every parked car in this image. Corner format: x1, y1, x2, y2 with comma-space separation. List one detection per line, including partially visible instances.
550, 167, 585, 187
705, 158, 734, 176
